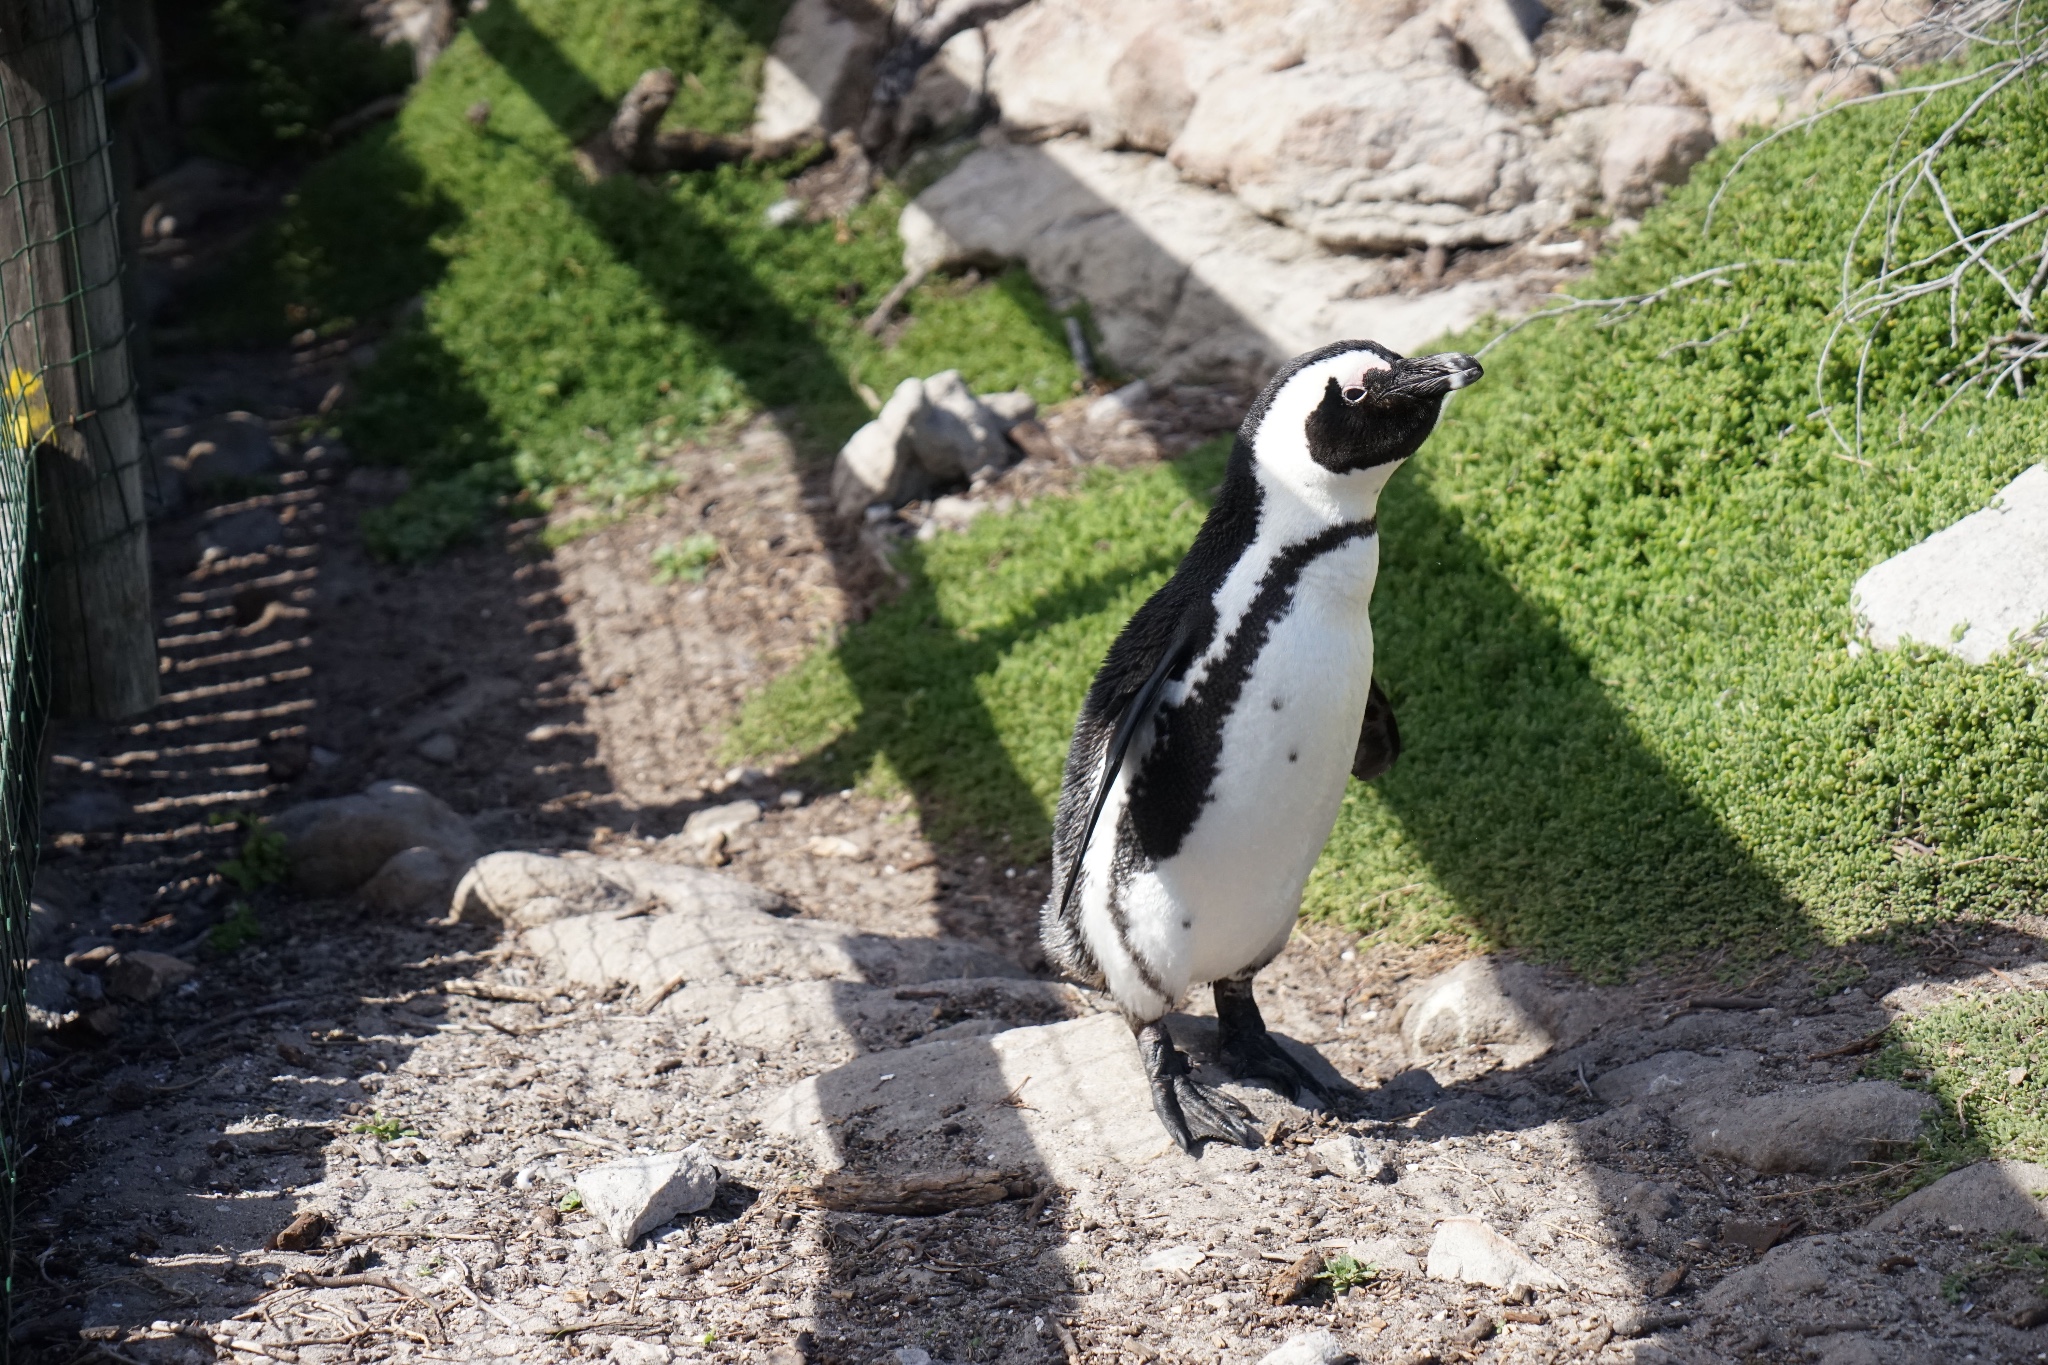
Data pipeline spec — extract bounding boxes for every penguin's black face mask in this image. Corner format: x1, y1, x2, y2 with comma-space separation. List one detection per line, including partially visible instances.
1303, 351, 1483, 474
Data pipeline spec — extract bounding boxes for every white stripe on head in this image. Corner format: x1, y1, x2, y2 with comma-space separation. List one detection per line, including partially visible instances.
1251, 344, 1404, 532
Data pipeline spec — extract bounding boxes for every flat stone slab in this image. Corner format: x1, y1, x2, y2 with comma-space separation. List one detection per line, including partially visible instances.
525, 901, 1026, 997
762, 1013, 1182, 1186
1852, 463, 2048, 664
1870, 1159, 2048, 1238
1683, 1081, 1934, 1174
452, 851, 784, 926
900, 136, 1537, 384
666, 976, 1100, 1061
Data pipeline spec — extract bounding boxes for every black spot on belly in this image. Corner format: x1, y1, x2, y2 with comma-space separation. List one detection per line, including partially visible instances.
1289, 750, 1298, 762
1271, 697, 1283, 710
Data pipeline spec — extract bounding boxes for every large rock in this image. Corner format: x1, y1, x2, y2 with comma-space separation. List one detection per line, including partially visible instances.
1685, 1082, 1934, 1174
1094, 23, 1227, 154
752, 0, 886, 149
1256, 1332, 1351, 1365
1851, 464, 2048, 665
983, 0, 1198, 140
1444, 0, 1548, 81
1533, 49, 1643, 113
450, 850, 784, 927
1774, 0, 1849, 31
271, 780, 480, 897
901, 137, 1534, 383
1599, 103, 1715, 210
103, 951, 196, 1003
897, 28, 988, 144
1401, 956, 1621, 1064
1869, 1160, 2048, 1237
1845, 0, 1930, 59
1168, 60, 1572, 253
908, 370, 1012, 481
1626, 0, 1814, 138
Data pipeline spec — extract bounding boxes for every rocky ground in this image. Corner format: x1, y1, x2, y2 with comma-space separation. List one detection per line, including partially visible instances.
17, 329, 2048, 1365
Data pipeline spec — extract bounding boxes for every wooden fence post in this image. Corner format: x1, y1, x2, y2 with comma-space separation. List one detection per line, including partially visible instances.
0, 0, 156, 720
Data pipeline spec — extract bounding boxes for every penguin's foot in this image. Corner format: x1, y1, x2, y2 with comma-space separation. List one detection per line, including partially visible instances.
1138, 1021, 1262, 1152
1213, 976, 1338, 1107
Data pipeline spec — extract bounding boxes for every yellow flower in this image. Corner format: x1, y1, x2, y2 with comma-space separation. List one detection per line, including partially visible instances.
3, 367, 53, 451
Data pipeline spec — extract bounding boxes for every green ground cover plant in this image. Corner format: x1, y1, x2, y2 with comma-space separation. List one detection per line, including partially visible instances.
1870, 988, 2048, 1169
736, 53, 2048, 979
193, 0, 1079, 558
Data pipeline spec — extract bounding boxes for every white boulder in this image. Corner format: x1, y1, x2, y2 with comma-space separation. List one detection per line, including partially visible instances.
910, 370, 1013, 481
1851, 464, 2048, 664
1846, 0, 1931, 59
1774, 0, 1850, 32
1445, 0, 1549, 81
1626, 0, 1814, 138
1256, 1331, 1352, 1365
1599, 103, 1715, 210
1533, 49, 1643, 113
1168, 60, 1571, 253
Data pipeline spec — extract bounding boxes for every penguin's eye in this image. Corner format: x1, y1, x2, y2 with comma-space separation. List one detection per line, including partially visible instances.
1340, 385, 1367, 405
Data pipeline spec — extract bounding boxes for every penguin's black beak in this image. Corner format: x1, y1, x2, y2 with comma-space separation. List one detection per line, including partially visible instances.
1382, 352, 1482, 400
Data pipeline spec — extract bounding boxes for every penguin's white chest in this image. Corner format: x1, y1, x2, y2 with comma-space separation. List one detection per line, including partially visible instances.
1128, 536, 1380, 994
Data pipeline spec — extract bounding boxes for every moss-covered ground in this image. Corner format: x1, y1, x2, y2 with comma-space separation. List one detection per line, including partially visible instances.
734, 62, 2048, 988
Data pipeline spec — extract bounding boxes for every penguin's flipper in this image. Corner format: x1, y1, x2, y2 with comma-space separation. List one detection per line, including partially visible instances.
1053, 618, 1197, 930
1139, 1021, 1263, 1152
1350, 677, 1401, 782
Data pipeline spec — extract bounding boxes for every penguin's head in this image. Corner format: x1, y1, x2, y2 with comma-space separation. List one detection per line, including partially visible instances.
1235, 340, 1481, 520
1295, 343, 1481, 474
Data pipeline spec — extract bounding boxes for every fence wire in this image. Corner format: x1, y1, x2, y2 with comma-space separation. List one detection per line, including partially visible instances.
0, 0, 159, 1335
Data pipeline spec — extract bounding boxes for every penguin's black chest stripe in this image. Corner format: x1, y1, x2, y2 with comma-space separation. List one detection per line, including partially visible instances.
1127, 517, 1377, 863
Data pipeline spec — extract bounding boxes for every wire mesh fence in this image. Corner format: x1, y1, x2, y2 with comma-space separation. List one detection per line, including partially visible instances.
0, 0, 160, 1334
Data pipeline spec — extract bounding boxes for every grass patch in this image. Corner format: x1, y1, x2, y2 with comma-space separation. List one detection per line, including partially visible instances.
1869, 990, 2048, 1172
736, 58, 2048, 975
192, 0, 1079, 558
651, 533, 722, 583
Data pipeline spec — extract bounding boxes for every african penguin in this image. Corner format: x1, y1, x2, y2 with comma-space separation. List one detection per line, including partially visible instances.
1040, 340, 1482, 1152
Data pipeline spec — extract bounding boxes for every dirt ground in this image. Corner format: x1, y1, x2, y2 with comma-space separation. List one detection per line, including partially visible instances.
17, 311, 2048, 1365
